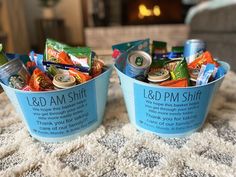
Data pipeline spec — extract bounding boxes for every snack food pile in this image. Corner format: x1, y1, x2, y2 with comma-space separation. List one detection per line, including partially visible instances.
112, 39, 226, 87
0, 39, 106, 91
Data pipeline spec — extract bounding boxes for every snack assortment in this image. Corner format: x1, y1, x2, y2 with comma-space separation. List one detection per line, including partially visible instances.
0, 39, 106, 91
112, 39, 226, 87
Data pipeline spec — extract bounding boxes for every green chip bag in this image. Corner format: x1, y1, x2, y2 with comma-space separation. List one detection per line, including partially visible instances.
44, 39, 92, 71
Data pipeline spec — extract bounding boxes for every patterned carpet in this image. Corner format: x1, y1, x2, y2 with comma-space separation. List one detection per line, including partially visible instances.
0, 70, 236, 177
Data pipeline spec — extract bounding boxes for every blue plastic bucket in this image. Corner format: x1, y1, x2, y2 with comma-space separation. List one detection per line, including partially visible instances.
115, 61, 230, 138
1, 65, 113, 142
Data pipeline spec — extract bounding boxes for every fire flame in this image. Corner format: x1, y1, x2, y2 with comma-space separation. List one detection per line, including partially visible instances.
138, 4, 161, 19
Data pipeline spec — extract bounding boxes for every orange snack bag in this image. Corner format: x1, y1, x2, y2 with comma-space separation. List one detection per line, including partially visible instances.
29, 68, 54, 91
188, 51, 219, 70
159, 78, 188, 87
57, 51, 74, 65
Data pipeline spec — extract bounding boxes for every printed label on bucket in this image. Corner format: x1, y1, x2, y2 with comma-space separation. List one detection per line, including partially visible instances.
134, 83, 214, 134
16, 81, 97, 138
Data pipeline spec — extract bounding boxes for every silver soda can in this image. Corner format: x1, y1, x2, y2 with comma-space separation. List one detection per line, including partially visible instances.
184, 39, 206, 64
125, 51, 151, 78
0, 59, 30, 90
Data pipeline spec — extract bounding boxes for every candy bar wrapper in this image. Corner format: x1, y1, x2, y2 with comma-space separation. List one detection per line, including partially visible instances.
68, 68, 92, 84
112, 38, 150, 72
43, 61, 90, 73
29, 68, 54, 91
188, 51, 219, 70
44, 39, 92, 72
91, 59, 105, 78
26, 61, 37, 74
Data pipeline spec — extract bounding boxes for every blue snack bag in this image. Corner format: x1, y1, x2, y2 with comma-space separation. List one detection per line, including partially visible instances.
213, 66, 226, 80
29, 51, 45, 72
196, 64, 215, 86
112, 39, 150, 53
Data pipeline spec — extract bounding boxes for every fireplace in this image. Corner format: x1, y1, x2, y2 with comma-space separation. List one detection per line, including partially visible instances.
83, 0, 191, 53
83, 0, 193, 27
122, 0, 184, 25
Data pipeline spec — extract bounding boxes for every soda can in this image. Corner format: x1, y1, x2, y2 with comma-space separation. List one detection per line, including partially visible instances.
0, 59, 30, 90
184, 39, 206, 64
125, 51, 151, 78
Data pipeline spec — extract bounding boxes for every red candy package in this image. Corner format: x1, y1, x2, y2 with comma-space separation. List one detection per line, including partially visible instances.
188, 51, 219, 70
29, 68, 54, 91
91, 59, 105, 77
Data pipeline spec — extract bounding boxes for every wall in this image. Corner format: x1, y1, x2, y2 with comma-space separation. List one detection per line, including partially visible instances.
55, 0, 84, 45
24, 0, 84, 48
24, 0, 41, 48
1, 0, 30, 53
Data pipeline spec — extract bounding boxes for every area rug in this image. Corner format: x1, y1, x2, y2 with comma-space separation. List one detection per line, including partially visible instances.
0, 70, 236, 177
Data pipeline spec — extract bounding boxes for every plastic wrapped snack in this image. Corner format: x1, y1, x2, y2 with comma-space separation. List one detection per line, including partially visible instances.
29, 68, 54, 91
44, 39, 92, 72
